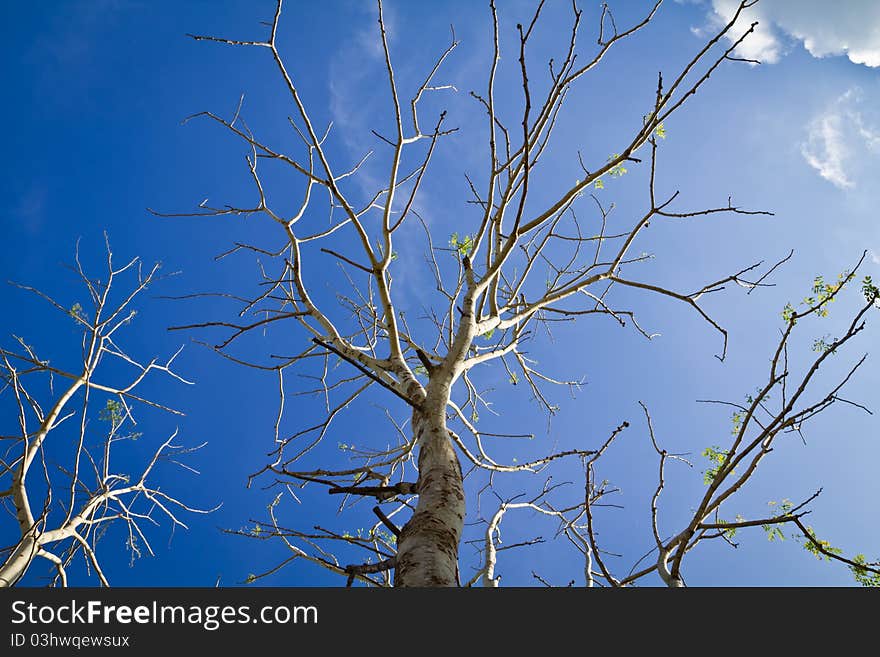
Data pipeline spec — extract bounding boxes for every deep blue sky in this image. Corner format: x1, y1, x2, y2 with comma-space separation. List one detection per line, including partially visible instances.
1, 0, 878, 587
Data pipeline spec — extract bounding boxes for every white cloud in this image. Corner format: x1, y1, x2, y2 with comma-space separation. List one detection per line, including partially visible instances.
708, 0, 781, 63
801, 89, 880, 189
802, 110, 854, 189
706, 0, 880, 67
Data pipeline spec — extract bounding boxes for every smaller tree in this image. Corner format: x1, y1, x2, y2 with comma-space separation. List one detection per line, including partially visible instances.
0, 237, 208, 587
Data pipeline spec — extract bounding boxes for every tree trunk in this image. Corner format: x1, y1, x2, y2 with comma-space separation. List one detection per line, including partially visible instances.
0, 536, 37, 587
394, 381, 464, 587
0, 377, 83, 587
0, 472, 39, 587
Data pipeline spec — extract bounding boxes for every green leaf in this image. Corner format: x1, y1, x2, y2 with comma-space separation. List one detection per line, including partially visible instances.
449, 232, 474, 257
762, 525, 785, 542
730, 411, 743, 436
851, 554, 880, 587
812, 335, 836, 354
760, 499, 795, 543
607, 153, 627, 178
719, 514, 745, 540
701, 445, 731, 485
99, 399, 124, 428
800, 525, 842, 561
862, 275, 879, 304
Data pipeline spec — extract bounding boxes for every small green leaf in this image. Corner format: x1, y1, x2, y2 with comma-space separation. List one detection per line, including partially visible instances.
99, 399, 124, 428
800, 525, 842, 561
701, 445, 731, 485
850, 554, 880, 587
607, 154, 627, 178
762, 525, 785, 542
862, 275, 879, 304
449, 232, 474, 257
730, 411, 743, 436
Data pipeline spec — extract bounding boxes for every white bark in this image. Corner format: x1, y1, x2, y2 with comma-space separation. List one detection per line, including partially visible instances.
0, 536, 39, 587
394, 377, 464, 587
0, 376, 85, 587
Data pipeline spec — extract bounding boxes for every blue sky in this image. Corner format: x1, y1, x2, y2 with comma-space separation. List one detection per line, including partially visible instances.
1, 0, 878, 587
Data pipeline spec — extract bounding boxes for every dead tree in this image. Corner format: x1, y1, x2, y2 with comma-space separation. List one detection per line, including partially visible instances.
159, 0, 878, 586
0, 237, 209, 587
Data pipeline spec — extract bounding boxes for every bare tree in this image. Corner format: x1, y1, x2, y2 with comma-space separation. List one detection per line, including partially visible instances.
0, 237, 209, 587
159, 0, 880, 586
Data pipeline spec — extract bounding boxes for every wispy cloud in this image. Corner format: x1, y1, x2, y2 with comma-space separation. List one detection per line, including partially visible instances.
323, 4, 444, 308
800, 89, 880, 190
801, 111, 853, 189
703, 0, 880, 67
325, 3, 401, 201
